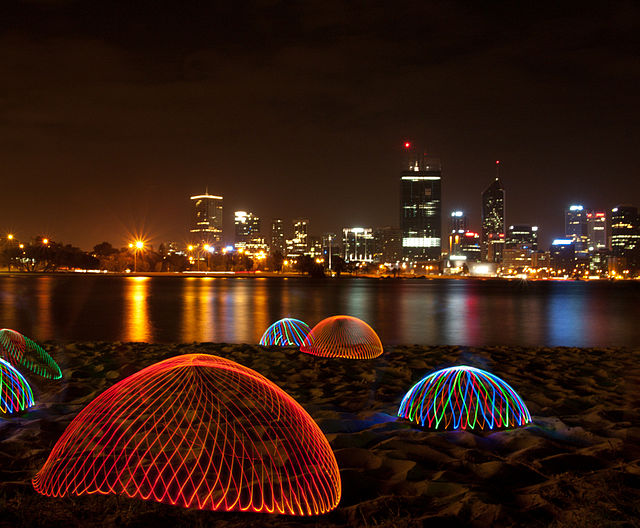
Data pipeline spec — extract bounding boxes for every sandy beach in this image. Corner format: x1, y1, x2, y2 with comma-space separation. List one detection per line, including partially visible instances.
1, 342, 638, 527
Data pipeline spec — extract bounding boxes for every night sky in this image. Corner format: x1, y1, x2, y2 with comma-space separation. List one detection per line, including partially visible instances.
2, 1, 638, 250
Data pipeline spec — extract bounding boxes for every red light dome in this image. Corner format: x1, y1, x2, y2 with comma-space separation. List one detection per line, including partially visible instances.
300, 316, 383, 359
33, 354, 341, 515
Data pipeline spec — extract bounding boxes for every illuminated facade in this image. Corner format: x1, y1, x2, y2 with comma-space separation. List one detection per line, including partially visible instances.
481, 178, 505, 262
550, 239, 575, 273
449, 231, 481, 262
506, 224, 538, 251
449, 210, 468, 234
565, 205, 588, 254
342, 227, 373, 262
291, 218, 309, 256
234, 211, 261, 243
610, 205, 640, 271
270, 218, 285, 254
586, 210, 607, 250
400, 149, 442, 260
190, 192, 223, 246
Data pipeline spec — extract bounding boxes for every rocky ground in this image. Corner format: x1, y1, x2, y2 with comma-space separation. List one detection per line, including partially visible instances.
1, 342, 639, 527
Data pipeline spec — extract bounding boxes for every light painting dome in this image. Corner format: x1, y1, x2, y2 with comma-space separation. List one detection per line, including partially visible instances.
0, 329, 62, 379
33, 354, 341, 515
300, 316, 383, 359
259, 318, 311, 346
398, 365, 531, 430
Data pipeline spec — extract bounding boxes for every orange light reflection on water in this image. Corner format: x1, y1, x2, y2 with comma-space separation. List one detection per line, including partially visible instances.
124, 276, 151, 342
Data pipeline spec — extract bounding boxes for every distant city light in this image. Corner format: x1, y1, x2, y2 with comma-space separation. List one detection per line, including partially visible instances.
42, 238, 49, 245
569, 205, 584, 211
404, 142, 411, 148
552, 239, 573, 245
451, 211, 464, 217
496, 160, 500, 164
7, 234, 13, 240
135, 240, 144, 250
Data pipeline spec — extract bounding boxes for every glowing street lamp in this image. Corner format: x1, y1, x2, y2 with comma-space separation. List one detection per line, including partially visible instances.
129, 241, 144, 272
7, 234, 14, 241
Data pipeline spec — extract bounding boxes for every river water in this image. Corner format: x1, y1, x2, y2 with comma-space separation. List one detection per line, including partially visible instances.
0, 274, 639, 347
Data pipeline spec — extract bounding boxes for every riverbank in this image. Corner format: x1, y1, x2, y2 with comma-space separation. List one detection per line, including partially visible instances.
1, 343, 638, 527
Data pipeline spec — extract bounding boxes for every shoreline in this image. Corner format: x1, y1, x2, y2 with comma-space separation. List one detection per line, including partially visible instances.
1, 342, 638, 526
1, 270, 638, 282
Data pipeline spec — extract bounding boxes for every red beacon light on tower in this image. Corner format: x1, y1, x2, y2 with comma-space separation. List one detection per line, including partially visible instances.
404, 141, 411, 148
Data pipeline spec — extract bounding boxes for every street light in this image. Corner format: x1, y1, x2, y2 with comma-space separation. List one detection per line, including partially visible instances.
129, 241, 144, 272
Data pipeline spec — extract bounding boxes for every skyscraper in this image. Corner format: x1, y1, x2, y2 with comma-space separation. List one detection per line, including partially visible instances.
342, 227, 374, 262
586, 210, 607, 250
610, 205, 640, 257
291, 218, 309, 255
270, 218, 285, 254
481, 168, 505, 262
450, 211, 467, 233
400, 144, 442, 260
234, 211, 260, 243
505, 224, 538, 251
190, 192, 223, 246
565, 205, 588, 253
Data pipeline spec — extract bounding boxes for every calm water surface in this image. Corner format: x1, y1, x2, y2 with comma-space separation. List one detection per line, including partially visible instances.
1, 275, 639, 347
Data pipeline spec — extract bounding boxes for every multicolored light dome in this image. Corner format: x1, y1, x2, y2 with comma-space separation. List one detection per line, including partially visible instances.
0, 329, 62, 379
33, 354, 341, 516
0, 357, 35, 415
259, 318, 311, 346
300, 315, 383, 359
398, 365, 531, 431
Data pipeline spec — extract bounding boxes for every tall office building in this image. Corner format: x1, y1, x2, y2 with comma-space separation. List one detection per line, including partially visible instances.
565, 205, 588, 253
610, 205, 640, 257
503, 225, 538, 268
234, 211, 260, 243
342, 227, 374, 262
291, 218, 309, 255
190, 192, 223, 246
400, 144, 442, 260
506, 224, 538, 251
586, 210, 607, 250
450, 211, 468, 233
270, 218, 285, 254
481, 166, 505, 262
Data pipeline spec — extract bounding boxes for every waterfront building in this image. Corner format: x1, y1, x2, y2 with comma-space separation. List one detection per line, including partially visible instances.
481, 170, 505, 262
531, 250, 551, 270
586, 210, 607, 250
449, 211, 467, 234
449, 231, 481, 262
400, 145, 442, 260
290, 218, 309, 256
270, 218, 285, 254
190, 192, 223, 246
565, 205, 588, 254
610, 205, 640, 272
550, 239, 575, 274
373, 226, 402, 263
234, 211, 261, 244
502, 248, 532, 269
343, 227, 374, 262
506, 225, 538, 251
307, 236, 323, 259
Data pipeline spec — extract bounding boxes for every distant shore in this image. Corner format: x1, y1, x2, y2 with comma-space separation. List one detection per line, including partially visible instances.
1, 342, 638, 527
1, 269, 637, 282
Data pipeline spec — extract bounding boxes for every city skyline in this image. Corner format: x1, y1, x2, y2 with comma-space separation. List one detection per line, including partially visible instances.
1, 2, 637, 251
